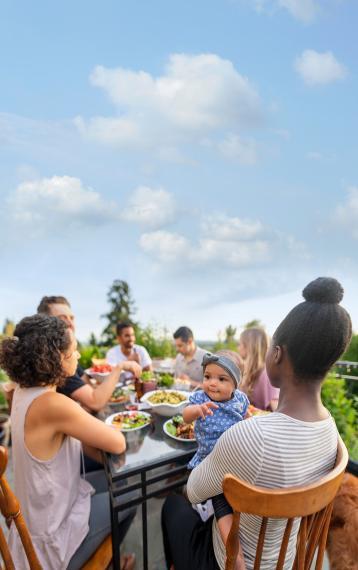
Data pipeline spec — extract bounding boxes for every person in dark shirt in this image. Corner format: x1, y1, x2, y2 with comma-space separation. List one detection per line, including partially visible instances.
37, 296, 141, 411
57, 362, 87, 396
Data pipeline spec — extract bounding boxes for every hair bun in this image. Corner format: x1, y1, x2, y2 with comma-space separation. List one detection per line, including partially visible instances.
302, 277, 344, 304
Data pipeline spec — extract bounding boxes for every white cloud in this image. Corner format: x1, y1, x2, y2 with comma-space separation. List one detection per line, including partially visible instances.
139, 230, 190, 262
76, 53, 263, 150
7, 175, 118, 229
194, 237, 269, 266
139, 213, 306, 270
294, 50, 347, 86
217, 134, 258, 165
253, 0, 319, 23
201, 215, 264, 241
335, 187, 358, 238
6, 177, 180, 236
121, 186, 176, 228
278, 0, 318, 23
74, 116, 140, 146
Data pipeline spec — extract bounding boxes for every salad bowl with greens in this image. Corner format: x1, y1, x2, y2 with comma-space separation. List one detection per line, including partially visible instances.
105, 411, 152, 431
164, 415, 196, 442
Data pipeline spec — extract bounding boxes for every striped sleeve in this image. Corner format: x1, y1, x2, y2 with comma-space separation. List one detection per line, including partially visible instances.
187, 417, 264, 504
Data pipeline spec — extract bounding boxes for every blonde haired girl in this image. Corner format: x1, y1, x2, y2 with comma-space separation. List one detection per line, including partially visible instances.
238, 327, 279, 410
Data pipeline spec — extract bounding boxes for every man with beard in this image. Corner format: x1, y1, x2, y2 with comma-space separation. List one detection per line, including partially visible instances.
106, 321, 152, 381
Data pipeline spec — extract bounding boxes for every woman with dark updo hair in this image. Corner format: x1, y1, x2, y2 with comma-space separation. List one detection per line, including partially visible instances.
0, 314, 137, 570
162, 277, 352, 570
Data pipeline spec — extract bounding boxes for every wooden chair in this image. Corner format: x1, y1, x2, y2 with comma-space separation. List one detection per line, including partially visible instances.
0, 446, 112, 570
223, 437, 348, 570
81, 535, 112, 569
0, 446, 42, 569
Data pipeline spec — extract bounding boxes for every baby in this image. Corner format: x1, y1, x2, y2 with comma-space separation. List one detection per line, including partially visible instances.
183, 352, 249, 568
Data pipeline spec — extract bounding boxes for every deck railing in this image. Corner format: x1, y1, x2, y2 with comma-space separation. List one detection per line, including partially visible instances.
334, 360, 358, 382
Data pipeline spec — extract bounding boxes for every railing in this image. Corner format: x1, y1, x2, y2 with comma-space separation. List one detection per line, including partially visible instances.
334, 361, 358, 382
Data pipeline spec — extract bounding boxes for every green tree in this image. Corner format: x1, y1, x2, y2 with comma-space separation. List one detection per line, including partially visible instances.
225, 325, 237, 344
322, 375, 358, 460
335, 332, 358, 408
243, 319, 262, 330
101, 280, 136, 345
88, 332, 98, 347
213, 326, 238, 352
135, 324, 176, 358
2, 319, 15, 337
342, 333, 358, 363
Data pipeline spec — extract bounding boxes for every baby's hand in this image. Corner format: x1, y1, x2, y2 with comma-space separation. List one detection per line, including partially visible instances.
197, 401, 219, 419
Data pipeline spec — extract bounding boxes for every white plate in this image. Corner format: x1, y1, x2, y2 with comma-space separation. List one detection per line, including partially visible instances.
85, 368, 111, 383
105, 411, 152, 431
163, 418, 196, 443
141, 390, 189, 417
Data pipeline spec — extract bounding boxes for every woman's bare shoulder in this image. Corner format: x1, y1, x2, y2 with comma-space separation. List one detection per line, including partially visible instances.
28, 389, 81, 420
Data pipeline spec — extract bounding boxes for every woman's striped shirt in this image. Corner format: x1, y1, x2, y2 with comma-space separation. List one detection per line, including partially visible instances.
187, 412, 338, 570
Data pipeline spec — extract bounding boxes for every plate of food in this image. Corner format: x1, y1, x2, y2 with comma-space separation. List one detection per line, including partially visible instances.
109, 387, 131, 404
140, 389, 189, 417
105, 411, 152, 431
173, 378, 191, 391
163, 415, 196, 442
247, 404, 271, 417
85, 360, 112, 383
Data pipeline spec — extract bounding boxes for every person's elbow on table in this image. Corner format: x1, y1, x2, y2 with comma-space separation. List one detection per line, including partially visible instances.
106, 429, 127, 455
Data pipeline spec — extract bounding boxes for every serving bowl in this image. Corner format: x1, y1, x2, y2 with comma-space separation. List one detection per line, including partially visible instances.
85, 368, 111, 384
140, 389, 189, 417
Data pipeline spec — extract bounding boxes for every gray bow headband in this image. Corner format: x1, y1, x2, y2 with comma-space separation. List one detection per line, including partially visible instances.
201, 353, 241, 388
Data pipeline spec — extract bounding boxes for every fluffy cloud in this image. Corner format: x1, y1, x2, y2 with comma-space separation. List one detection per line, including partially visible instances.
294, 50, 347, 86
139, 230, 190, 262
75, 53, 263, 150
7, 177, 179, 234
278, 0, 318, 22
121, 186, 176, 228
139, 214, 306, 270
217, 134, 259, 165
335, 187, 358, 238
253, 0, 319, 23
7, 175, 118, 230
201, 215, 264, 241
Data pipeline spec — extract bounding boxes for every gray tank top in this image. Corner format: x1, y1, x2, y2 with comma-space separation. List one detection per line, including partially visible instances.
9, 385, 93, 569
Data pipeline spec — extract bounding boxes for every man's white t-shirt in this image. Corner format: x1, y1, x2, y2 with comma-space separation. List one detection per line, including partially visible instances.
106, 344, 152, 380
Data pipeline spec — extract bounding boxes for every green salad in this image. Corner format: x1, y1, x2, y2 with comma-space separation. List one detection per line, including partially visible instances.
112, 412, 151, 430
165, 415, 195, 440
157, 372, 174, 388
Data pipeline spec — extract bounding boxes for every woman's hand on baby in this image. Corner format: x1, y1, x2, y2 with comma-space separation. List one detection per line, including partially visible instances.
197, 401, 219, 419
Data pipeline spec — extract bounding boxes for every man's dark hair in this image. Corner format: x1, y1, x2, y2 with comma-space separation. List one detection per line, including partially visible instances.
37, 296, 71, 315
273, 277, 352, 380
0, 314, 72, 388
116, 321, 134, 336
173, 326, 194, 343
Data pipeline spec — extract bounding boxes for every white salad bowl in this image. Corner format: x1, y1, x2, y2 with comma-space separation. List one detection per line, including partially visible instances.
85, 368, 111, 384
140, 389, 189, 417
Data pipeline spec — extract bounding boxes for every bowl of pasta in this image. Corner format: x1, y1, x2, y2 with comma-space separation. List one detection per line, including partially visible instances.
140, 389, 189, 417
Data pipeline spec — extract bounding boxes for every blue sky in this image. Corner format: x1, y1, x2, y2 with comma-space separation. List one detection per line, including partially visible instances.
1, 0, 357, 341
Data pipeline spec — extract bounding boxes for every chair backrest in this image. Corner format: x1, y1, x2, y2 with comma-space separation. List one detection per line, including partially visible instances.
0, 446, 42, 570
223, 436, 348, 570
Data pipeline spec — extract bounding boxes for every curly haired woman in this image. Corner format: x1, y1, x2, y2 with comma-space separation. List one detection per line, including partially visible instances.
0, 314, 139, 570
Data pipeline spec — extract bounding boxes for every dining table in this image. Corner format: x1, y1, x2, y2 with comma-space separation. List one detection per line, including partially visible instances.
100, 403, 197, 570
